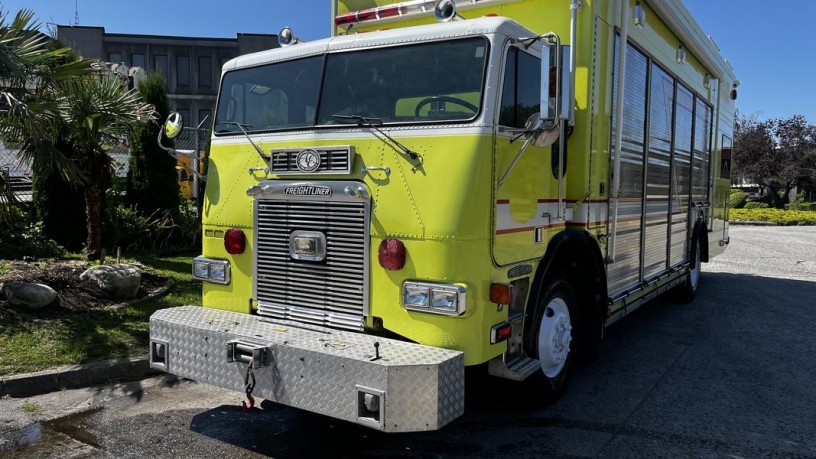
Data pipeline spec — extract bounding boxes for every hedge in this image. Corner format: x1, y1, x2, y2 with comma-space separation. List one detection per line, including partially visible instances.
730, 208, 816, 225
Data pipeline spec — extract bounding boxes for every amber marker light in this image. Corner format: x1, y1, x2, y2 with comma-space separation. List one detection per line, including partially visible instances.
489, 283, 514, 305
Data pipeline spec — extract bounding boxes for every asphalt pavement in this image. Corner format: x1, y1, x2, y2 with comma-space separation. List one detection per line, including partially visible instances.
1, 225, 815, 458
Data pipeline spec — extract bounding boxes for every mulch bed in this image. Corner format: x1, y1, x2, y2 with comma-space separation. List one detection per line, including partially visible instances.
0, 260, 168, 314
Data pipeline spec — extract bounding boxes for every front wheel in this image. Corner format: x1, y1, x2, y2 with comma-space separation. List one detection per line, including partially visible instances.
525, 277, 580, 406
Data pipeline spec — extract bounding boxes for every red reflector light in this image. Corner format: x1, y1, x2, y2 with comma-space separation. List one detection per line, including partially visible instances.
378, 6, 401, 18
490, 283, 513, 304
357, 10, 378, 22
335, 13, 356, 26
224, 228, 246, 255
491, 323, 512, 344
378, 238, 406, 271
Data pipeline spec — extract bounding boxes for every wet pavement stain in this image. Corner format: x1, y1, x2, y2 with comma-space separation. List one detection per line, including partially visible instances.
0, 407, 103, 458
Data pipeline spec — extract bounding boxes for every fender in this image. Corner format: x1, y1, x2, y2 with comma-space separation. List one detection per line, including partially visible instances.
691, 219, 709, 263
525, 229, 607, 361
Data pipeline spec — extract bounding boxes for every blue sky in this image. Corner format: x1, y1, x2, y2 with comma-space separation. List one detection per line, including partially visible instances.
7, 0, 814, 122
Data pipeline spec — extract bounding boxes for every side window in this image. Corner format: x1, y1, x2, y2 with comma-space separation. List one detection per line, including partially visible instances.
499, 47, 541, 128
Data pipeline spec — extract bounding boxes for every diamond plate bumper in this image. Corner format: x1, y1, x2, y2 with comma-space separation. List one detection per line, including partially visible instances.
149, 306, 464, 432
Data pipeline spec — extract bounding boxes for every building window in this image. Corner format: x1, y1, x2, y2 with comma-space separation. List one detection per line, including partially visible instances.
155, 55, 168, 82
198, 56, 212, 87
177, 109, 191, 125
198, 109, 212, 127
131, 53, 145, 69
108, 52, 122, 64
177, 56, 190, 86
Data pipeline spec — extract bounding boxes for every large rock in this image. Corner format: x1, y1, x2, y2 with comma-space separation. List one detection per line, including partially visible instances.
3, 282, 58, 309
80, 264, 142, 299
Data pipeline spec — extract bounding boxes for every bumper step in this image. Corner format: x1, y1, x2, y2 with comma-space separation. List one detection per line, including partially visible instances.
149, 306, 464, 432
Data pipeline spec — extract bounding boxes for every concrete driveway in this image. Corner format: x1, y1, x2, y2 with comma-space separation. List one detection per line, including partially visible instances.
2, 225, 816, 458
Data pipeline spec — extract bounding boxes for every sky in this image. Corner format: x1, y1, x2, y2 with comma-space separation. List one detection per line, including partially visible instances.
6, 0, 815, 122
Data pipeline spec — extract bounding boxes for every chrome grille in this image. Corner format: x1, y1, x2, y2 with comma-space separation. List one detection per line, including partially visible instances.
254, 196, 367, 331
270, 146, 353, 174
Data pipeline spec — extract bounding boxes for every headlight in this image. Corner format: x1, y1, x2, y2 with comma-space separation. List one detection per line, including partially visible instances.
402, 282, 467, 316
404, 285, 430, 308
192, 256, 231, 285
193, 260, 210, 279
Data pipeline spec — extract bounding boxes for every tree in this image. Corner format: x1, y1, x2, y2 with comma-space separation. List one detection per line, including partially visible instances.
0, 8, 91, 224
733, 113, 816, 208
54, 70, 155, 258
126, 72, 179, 218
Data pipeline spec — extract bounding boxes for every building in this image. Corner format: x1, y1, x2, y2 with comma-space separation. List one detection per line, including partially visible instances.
57, 26, 279, 129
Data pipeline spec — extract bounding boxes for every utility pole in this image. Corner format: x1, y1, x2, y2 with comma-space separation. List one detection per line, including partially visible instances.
74, 0, 79, 26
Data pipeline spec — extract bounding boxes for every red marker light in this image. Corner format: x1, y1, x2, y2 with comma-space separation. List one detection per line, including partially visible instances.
378, 238, 406, 271
224, 228, 246, 255
491, 323, 513, 344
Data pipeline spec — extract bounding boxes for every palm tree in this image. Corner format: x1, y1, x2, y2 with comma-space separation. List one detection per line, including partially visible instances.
54, 68, 156, 258
0, 8, 155, 258
0, 8, 90, 222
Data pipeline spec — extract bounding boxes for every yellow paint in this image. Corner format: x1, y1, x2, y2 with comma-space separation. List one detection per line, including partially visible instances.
196, 0, 736, 367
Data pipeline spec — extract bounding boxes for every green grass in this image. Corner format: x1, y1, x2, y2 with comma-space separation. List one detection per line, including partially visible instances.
0, 253, 200, 376
21, 402, 42, 414
731, 208, 816, 225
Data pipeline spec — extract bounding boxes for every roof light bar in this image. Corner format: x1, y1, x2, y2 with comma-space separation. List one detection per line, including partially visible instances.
334, 0, 519, 29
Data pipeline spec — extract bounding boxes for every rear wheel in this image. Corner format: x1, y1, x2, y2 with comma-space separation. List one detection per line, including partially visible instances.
675, 237, 702, 302
525, 277, 579, 405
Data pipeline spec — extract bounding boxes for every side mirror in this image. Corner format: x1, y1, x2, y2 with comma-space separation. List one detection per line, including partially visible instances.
164, 112, 184, 139
434, 0, 458, 22
540, 41, 570, 127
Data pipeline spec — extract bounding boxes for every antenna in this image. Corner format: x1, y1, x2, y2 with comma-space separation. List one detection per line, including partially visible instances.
74, 0, 79, 26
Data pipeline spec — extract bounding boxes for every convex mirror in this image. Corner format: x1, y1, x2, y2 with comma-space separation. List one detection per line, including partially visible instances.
164, 112, 184, 139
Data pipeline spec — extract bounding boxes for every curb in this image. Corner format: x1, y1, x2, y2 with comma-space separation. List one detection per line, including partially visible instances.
0, 356, 161, 398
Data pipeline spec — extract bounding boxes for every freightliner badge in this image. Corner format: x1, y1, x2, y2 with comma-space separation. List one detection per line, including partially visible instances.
284, 185, 333, 196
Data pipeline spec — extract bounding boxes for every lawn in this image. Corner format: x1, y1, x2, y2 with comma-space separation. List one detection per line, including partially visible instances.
0, 253, 200, 376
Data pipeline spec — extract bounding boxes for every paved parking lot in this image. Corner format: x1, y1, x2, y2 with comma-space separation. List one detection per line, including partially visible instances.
2, 225, 816, 458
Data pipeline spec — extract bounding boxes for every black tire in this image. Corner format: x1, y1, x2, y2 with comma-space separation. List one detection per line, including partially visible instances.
675, 237, 702, 302
523, 277, 580, 407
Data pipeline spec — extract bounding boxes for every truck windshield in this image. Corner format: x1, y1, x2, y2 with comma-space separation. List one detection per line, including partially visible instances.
214, 37, 488, 135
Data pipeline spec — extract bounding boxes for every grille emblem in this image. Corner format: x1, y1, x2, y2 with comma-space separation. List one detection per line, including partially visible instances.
296, 149, 321, 172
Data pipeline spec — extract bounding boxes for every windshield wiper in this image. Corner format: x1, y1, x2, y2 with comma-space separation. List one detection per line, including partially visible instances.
332, 114, 423, 166
223, 121, 270, 162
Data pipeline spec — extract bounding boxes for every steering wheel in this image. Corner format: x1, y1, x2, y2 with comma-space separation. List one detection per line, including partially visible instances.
414, 96, 478, 117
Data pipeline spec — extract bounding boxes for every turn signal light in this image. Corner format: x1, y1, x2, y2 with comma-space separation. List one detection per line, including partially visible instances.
490, 283, 514, 304
378, 238, 406, 271
224, 228, 246, 254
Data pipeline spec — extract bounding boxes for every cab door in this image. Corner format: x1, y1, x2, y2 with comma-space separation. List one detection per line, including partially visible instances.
492, 44, 559, 266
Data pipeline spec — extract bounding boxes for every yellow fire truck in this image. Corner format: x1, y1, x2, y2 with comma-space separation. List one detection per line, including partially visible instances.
151, 0, 737, 432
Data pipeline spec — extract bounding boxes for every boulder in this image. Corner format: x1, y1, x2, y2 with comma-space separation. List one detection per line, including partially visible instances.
80, 264, 142, 299
3, 282, 58, 309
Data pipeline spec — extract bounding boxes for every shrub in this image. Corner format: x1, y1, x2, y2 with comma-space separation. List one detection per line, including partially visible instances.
786, 192, 815, 211
104, 203, 174, 252
125, 72, 179, 219
0, 206, 67, 259
743, 201, 769, 209
32, 137, 88, 252
731, 208, 816, 225
729, 190, 748, 208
